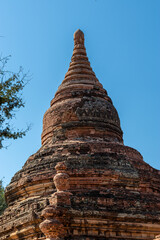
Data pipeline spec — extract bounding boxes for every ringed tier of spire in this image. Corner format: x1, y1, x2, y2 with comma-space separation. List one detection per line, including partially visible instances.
51, 29, 109, 105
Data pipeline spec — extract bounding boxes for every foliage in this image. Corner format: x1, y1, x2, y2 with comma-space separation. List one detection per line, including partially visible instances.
0, 179, 7, 215
0, 56, 29, 149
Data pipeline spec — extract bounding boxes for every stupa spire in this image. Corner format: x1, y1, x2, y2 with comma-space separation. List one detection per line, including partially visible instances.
41, 30, 123, 145
52, 29, 105, 104
63, 29, 98, 84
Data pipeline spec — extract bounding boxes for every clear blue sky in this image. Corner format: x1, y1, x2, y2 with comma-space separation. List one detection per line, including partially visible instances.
0, 0, 160, 187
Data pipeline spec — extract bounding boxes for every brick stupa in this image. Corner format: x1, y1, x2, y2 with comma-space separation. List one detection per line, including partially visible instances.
0, 30, 160, 240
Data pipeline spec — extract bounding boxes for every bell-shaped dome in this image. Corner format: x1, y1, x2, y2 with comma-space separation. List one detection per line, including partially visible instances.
41, 29, 123, 145
1, 30, 160, 240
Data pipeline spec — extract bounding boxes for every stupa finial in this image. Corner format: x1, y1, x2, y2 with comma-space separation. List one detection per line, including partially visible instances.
74, 29, 84, 45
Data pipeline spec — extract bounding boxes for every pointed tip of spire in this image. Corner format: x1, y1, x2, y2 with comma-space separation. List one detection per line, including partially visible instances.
74, 29, 84, 45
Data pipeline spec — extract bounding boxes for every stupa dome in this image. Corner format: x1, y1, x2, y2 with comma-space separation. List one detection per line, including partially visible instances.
0, 30, 160, 240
